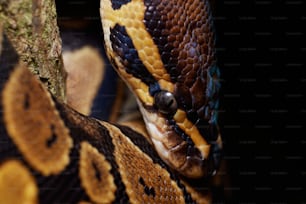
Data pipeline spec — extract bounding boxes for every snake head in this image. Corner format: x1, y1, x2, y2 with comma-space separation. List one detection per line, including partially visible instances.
138, 64, 222, 178
101, 0, 222, 178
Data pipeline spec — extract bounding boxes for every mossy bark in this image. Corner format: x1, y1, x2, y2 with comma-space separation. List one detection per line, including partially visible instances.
0, 0, 66, 101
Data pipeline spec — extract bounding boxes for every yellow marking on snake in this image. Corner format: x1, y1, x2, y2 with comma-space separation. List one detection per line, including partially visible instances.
2, 65, 73, 176
0, 160, 38, 204
79, 141, 116, 203
100, 0, 174, 93
119, 70, 154, 105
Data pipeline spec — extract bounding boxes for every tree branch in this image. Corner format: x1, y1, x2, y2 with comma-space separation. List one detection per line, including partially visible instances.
0, 0, 66, 100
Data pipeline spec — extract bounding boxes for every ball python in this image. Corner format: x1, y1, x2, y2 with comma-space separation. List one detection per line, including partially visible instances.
0, 0, 221, 203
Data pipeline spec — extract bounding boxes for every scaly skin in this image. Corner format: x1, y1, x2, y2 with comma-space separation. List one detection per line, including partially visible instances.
100, 0, 222, 178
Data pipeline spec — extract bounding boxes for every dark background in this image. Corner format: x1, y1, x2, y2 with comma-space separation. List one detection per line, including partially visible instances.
214, 1, 305, 203
56, 0, 306, 203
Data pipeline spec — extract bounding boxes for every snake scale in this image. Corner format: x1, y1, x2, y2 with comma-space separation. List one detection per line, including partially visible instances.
0, 0, 221, 203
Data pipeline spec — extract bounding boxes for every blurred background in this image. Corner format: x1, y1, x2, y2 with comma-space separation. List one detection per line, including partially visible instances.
55, 0, 306, 203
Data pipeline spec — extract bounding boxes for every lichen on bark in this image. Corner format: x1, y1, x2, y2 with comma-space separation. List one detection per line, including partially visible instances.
0, 0, 66, 101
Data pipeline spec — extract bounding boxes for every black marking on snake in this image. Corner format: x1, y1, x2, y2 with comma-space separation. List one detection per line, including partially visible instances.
24, 93, 30, 110
189, 112, 219, 143
46, 124, 57, 148
110, 24, 156, 86
111, 0, 131, 10
138, 177, 156, 197
149, 82, 161, 96
92, 161, 102, 182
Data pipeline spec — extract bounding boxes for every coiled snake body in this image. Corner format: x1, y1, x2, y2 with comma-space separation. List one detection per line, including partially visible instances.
0, 0, 221, 203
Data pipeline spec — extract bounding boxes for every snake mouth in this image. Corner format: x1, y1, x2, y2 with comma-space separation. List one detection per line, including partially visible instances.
138, 103, 221, 178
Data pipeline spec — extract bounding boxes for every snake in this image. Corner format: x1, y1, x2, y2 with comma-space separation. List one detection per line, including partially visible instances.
0, 0, 221, 203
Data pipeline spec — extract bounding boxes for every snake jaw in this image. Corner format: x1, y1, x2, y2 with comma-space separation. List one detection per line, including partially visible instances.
139, 102, 217, 178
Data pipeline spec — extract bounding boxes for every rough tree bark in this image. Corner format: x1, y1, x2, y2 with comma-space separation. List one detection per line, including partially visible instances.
0, 0, 66, 101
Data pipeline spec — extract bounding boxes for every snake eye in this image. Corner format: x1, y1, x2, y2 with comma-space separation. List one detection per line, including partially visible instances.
154, 91, 178, 115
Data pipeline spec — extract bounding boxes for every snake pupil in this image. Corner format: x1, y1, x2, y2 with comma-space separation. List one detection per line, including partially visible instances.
154, 91, 178, 115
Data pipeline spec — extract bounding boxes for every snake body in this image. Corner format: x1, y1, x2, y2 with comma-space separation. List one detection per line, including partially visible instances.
0, 0, 221, 203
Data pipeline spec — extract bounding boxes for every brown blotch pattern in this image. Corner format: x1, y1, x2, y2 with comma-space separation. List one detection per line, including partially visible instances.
2, 65, 72, 176
102, 122, 185, 204
79, 141, 116, 204
0, 160, 38, 204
